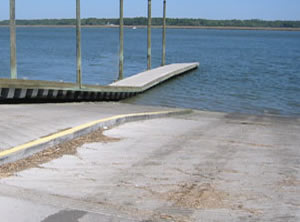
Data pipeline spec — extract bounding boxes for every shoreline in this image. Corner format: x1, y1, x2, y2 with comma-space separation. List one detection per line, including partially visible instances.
0, 25, 299, 31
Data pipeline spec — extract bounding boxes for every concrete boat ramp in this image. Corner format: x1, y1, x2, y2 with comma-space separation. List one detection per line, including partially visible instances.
0, 63, 198, 102
0, 103, 299, 221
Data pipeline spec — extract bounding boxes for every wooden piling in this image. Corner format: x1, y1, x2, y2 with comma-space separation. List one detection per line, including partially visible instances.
147, 0, 152, 70
10, 0, 17, 79
162, 0, 166, 66
119, 0, 124, 80
76, 0, 82, 88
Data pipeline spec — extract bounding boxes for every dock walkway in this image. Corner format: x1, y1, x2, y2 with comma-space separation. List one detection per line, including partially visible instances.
110, 63, 199, 90
0, 63, 199, 102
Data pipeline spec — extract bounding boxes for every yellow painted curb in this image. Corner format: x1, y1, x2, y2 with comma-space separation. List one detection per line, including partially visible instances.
0, 110, 185, 159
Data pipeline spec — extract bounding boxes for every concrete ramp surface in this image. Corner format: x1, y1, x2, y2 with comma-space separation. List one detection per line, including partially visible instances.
0, 109, 299, 221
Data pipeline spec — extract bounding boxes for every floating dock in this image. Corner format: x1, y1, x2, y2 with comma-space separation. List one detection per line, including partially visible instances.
0, 63, 199, 103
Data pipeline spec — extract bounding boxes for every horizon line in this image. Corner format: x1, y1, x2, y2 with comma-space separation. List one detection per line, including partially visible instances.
0, 17, 299, 22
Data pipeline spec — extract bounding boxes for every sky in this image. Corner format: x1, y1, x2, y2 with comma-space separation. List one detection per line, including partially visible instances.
0, 0, 299, 21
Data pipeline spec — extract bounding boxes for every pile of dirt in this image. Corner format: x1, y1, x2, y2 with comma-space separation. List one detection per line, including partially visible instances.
0, 129, 120, 178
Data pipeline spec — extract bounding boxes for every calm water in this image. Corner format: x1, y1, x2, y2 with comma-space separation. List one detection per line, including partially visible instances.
0, 27, 299, 116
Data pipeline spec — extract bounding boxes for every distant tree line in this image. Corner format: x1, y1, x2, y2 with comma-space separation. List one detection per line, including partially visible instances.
0, 17, 299, 28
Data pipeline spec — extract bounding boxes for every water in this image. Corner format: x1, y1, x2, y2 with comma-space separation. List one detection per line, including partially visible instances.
0, 27, 299, 116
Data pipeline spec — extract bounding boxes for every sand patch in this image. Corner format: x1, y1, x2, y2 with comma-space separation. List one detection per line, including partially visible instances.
163, 183, 230, 209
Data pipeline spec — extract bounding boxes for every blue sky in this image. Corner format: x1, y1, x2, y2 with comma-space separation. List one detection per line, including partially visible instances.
0, 0, 299, 21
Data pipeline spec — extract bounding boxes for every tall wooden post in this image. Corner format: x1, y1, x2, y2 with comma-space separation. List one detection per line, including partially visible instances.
118, 0, 124, 80
161, 0, 167, 66
147, 0, 152, 70
10, 0, 17, 79
76, 0, 82, 88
